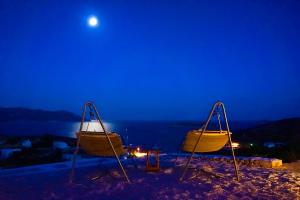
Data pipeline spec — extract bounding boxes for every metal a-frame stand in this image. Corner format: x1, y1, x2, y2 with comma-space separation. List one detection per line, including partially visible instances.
69, 102, 130, 183
179, 101, 240, 182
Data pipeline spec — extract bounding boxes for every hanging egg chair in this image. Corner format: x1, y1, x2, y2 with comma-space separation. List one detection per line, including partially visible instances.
77, 131, 125, 156
70, 102, 130, 183
182, 130, 231, 153
179, 101, 240, 182
76, 103, 126, 157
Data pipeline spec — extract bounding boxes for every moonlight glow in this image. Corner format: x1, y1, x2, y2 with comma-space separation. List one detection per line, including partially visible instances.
88, 16, 98, 27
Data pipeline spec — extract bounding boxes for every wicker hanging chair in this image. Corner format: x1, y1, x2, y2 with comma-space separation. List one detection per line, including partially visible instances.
182, 130, 231, 153
70, 102, 130, 183
179, 101, 240, 182
77, 131, 125, 156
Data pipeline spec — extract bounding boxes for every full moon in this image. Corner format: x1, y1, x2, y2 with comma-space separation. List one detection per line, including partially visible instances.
88, 16, 98, 27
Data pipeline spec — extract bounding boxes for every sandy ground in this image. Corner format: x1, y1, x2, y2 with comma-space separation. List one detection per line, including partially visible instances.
0, 155, 299, 200
282, 160, 300, 173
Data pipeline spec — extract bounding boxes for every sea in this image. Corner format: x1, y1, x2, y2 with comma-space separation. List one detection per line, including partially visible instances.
0, 121, 261, 152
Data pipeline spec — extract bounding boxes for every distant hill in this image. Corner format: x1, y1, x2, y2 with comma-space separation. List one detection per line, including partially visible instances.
0, 107, 81, 122
235, 118, 300, 144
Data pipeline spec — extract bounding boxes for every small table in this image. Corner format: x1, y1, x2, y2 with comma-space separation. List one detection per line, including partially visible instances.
145, 150, 160, 172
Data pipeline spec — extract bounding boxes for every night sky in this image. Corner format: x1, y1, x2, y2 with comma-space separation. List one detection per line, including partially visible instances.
0, 0, 300, 121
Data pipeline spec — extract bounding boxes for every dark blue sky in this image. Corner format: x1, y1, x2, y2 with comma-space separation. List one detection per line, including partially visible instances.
0, 0, 300, 120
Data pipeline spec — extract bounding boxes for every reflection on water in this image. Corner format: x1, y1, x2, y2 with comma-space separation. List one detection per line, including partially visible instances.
80, 121, 112, 133
0, 121, 113, 138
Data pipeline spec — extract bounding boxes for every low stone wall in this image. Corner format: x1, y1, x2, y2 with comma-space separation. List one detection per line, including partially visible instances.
169, 153, 283, 168
238, 157, 282, 168
204, 156, 282, 168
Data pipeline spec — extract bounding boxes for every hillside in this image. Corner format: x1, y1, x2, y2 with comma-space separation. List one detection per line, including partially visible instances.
235, 118, 300, 144
0, 107, 81, 122
232, 118, 300, 162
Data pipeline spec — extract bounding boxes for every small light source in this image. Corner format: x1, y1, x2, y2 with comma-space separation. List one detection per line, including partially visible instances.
134, 147, 147, 158
231, 142, 240, 148
134, 152, 147, 158
88, 16, 98, 27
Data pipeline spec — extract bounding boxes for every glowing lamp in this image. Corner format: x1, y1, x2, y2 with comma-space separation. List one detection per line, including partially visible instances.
133, 147, 147, 158
134, 152, 147, 158
231, 142, 240, 148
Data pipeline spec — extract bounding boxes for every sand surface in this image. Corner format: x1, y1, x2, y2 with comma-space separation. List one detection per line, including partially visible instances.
282, 160, 300, 173
0, 156, 299, 200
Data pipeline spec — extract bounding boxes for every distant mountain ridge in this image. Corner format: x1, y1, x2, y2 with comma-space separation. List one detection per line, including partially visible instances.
0, 107, 81, 122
